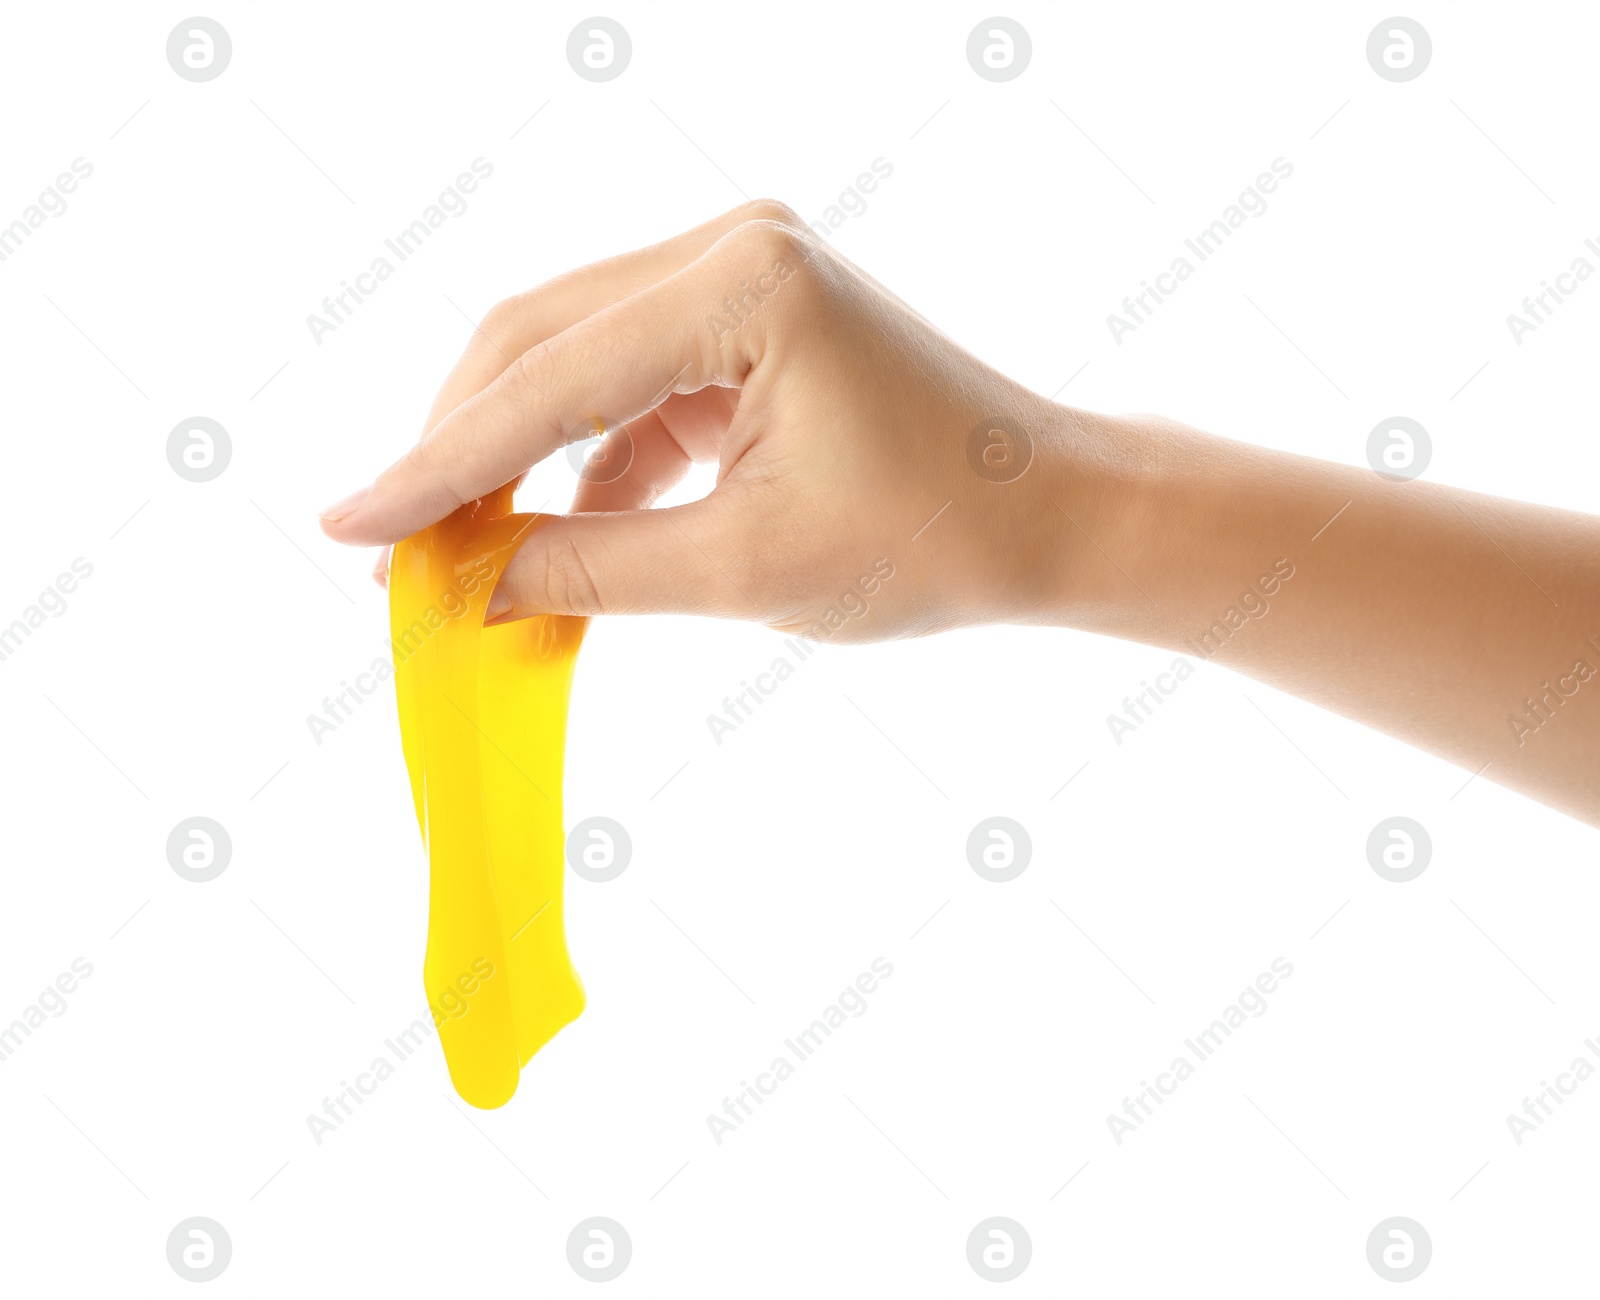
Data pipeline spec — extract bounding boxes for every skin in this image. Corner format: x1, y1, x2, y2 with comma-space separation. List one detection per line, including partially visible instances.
321, 201, 1600, 828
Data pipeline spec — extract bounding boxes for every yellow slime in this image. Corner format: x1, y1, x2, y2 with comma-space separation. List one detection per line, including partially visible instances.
388, 487, 586, 1108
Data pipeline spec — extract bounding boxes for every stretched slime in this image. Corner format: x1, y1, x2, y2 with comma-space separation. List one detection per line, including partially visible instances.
388, 488, 587, 1108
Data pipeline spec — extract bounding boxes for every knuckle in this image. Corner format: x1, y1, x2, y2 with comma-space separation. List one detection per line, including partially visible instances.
477, 295, 525, 343
544, 536, 606, 617
720, 220, 826, 321
409, 438, 473, 511
699, 220, 827, 363
734, 216, 808, 265
506, 340, 554, 399
738, 198, 806, 231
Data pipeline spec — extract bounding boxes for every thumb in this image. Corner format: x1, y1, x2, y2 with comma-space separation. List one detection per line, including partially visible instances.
488, 501, 762, 622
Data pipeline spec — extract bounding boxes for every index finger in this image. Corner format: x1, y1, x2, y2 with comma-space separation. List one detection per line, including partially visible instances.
320, 219, 806, 547
416, 199, 805, 438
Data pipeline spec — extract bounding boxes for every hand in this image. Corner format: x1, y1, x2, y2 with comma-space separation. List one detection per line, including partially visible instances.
320, 200, 1600, 826
318, 200, 1128, 643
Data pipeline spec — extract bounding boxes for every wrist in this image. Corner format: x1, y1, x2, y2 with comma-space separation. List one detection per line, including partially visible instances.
1011, 402, 1171, 639
1032, 408, 1358, 663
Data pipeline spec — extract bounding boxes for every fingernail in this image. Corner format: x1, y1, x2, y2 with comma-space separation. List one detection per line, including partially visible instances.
485, 588, 512, 623
320, 485, 371, 523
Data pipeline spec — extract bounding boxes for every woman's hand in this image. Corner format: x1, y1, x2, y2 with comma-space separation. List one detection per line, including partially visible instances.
318, 200, 1132, 643
321, 200, 1600, 826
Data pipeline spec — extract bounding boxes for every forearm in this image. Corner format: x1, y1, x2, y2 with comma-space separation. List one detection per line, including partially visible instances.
1047, 409, 1600, 825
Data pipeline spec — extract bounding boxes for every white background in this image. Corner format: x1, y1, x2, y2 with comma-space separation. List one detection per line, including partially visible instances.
2, 1, 1598, 1293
